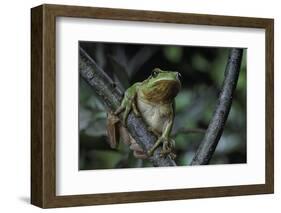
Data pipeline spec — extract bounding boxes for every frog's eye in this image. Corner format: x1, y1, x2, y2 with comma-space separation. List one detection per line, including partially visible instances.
152, 70, 159, 78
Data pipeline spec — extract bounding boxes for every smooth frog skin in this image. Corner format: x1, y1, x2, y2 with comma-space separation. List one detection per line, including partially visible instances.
108, 68, 181, 159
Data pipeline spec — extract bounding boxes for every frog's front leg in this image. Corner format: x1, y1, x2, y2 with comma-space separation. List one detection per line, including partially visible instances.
115, 83, 140, 125
147, 118, 175, 158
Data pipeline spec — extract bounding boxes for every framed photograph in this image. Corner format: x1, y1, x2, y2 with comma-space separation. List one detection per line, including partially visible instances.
31, 4, 274, 208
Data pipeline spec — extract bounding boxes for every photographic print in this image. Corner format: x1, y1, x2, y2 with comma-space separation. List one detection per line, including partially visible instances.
79, 42, 247, 170
31, 4, 273, 208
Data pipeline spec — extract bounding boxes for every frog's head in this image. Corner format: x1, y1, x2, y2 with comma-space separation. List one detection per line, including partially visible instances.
140, 68, 181, 103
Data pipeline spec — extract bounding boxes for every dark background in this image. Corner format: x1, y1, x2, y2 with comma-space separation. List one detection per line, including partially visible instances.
79, 41, 247, 170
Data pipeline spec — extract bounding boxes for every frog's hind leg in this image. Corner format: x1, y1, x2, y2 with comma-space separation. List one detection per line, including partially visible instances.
119, 125, 131, 146
106, 113, 120, 149
120, 125, 147, 159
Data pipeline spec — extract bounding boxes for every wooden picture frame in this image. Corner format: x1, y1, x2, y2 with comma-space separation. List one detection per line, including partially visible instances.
31, 4, 274, 208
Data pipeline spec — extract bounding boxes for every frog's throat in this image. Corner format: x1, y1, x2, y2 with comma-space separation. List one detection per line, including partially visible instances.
140, 80, 181, 104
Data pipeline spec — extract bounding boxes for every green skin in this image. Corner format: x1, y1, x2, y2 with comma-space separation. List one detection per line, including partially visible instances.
115, 68, 181, 158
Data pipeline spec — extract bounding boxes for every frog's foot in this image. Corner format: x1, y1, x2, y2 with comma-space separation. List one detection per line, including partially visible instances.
160, 139, 176, 159
147, 136, 167, 157
169, 152, 177, 160
130, 142, 147, 159
163, 139, 175, 152
160, 150, 176, 160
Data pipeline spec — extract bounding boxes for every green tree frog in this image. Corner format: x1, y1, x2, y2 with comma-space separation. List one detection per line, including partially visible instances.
107, 68, 181, 159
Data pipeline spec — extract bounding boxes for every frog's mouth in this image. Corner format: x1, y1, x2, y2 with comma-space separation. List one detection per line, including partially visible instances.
142, 79, 181, 103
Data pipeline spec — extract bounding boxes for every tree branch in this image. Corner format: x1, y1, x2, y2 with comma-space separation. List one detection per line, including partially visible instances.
79, 47, 176, 167
171, 128, 205, 137
191, 48, 243, 165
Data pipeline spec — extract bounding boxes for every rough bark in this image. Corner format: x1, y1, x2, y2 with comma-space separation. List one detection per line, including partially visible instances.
79, 47, 176, 167
191, 48, 243, 165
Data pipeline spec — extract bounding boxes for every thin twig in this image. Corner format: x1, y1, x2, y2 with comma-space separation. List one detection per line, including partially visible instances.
190, 48, 243, 165
79, 47, 176, 167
